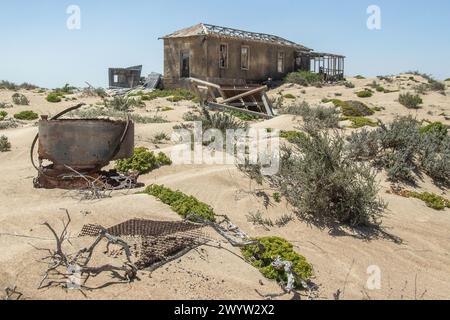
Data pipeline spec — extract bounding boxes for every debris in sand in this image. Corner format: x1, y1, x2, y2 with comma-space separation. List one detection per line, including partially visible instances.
79, 219, 207, 271
36, 210, 138, 291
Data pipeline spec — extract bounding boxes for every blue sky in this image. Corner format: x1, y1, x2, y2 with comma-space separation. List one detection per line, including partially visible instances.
0, 0, 449, 88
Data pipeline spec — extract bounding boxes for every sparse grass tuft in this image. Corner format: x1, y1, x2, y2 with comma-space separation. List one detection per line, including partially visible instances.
354, 75, 366, 79
280, 130, 307, 144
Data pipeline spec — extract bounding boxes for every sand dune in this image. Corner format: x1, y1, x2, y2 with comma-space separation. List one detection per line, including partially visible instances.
0, 75, 449, 300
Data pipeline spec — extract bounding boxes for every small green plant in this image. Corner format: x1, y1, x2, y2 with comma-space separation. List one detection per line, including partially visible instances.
273, 192, 282, 203
115, 147, 172, 174
285, 71, 323, 86
345, 117, 379, 129
344, 81, 355, 88
160, 106, 174, 112
0, 111, 7, 121
405, 191, 450, 210
46, 92, 62, 103
356, 89, 373, 98
230, 111, 257, 121
283, 93, 296, 99
241, 237, 313, 288
399, 93, 423, 109
14, 110, 38, 121
167, 96, 184, 103
280, 130, 307, 144
342, 101, 374, 117
445, 78, 450, 82
420, 122, 448, 139
152, 132, 170, 143
354, 75, 366, 79
12, 93, 29, 105
144, 184, 215, 222
0, 135, 11, 152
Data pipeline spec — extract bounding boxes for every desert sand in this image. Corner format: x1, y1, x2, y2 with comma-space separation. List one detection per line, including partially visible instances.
0, 74, 449, 300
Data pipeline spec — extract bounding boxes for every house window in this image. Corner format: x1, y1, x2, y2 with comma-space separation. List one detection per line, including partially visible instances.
277, 52, 285, 73
219, 44, 228, 69
114, 74, 119, 83
241, 46, 250, 70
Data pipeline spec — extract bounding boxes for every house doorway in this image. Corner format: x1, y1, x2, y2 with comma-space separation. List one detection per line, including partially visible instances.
180, 51, 190, 78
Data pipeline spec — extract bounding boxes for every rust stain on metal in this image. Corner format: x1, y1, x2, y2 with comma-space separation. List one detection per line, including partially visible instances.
32, 110, 136, 190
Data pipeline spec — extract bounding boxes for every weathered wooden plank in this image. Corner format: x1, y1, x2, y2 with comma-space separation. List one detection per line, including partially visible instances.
208, 102, 273, 119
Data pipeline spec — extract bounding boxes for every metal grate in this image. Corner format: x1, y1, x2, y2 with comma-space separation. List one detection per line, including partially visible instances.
79, 219, 207, 270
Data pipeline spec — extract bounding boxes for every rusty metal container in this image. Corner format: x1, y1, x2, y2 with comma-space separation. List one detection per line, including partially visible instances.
38, 118, 134, 171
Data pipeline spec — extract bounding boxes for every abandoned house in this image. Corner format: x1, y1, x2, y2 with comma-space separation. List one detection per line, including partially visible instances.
108, 65, 143, 89
160, 23, 345, 89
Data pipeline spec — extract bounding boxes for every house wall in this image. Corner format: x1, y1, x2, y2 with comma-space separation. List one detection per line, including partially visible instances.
162, 36, 309, 89
205, 38, 297, 85
163, 37, 208, 89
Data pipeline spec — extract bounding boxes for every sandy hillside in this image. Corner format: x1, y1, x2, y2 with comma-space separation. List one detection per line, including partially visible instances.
0, 75, 449, 300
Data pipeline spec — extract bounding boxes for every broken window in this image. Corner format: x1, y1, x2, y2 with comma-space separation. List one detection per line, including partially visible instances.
219, 44, 228, 69
277, 51, 285, 73
241, 46, 250, 70
114, 74, 119, 83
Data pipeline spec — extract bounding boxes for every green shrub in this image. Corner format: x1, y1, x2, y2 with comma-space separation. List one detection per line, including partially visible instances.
144, 184, 215, 222
241, 237, 312, 288
282, 102, 340, 129
399, 93, 423, 109
406, 191, 450, 210
428, 80, 445, 92
0, 135, 11, 152
54, 83, 75, 95
0, 111, 7, 121
271, 127, 385, 227
280, 130, 307, 144
356, 90, 373, 98
354, 75, 366, 79
344, 81, 355, 88
347, 116, 450, 186
273, 192, 281, 203
345, 117, 379, 129
12, 93, 29, 105
342, 101, 374, 117
283, 93, 296, 99
115, 147, 172, 174
14, 110, 38, 120
285, 71, 323, 86
46, 92, 62, 103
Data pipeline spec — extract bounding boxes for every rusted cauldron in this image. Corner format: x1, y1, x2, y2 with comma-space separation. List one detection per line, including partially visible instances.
32, 104, 135, 189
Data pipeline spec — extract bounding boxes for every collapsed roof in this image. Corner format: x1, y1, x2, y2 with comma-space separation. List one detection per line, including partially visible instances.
161, 23, 312, 52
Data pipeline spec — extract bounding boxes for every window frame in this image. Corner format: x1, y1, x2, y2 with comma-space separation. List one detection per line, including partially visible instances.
277, 51, 285, 73
240, 45, 250, 70
219, 43, 229, 69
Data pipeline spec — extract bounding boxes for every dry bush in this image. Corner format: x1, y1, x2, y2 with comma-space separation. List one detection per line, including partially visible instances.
12, 93, 29, 105
269, 126, 385, 227
399, 93, 423, 109
0, 135, 11, 152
